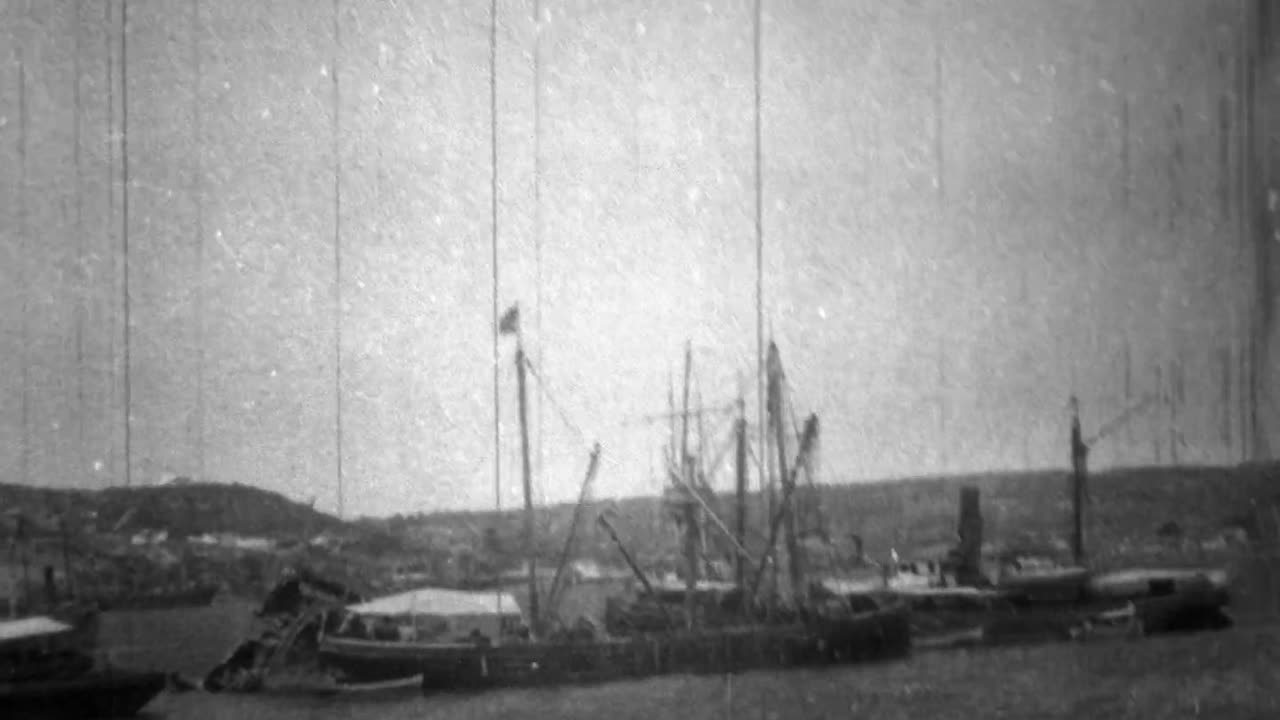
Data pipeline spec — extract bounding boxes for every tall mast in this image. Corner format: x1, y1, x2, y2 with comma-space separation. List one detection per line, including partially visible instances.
681, 342, 692, 472
1069, 397, 1086, 565
74, 0, 86, 482
514, 328, 539, 636
332, 0, 344, 518
489, 0, 506, 623
122, 0, 132, 488
734, 391, 747, 588
680, 342, 697, 628
532, 0, 544, 524
768, 343, 802, 603
18, 46, 29, 488
667, 369, 675, 466
193, 0, 205, 482
104, 0, 115, 486
753, 0, 767, 535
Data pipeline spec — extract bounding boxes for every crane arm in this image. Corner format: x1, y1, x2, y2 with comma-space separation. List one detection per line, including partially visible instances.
544, 444, 602, 623
596, 512, 656, 597
1085, 392, 1157, 448
748, 414, 819, 599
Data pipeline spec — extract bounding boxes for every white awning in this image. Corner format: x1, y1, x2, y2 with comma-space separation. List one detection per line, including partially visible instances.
0, 616, 73, 643
346, 587, 523, 619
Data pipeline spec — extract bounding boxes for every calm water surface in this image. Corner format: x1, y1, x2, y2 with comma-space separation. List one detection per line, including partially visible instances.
145, 676, 735, 720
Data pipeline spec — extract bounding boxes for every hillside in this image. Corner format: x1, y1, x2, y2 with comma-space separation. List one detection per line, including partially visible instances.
402, 461, 1280, 576
3, 460, 1278, 608
0, 480, 346, 540
6, 460, 1277, 563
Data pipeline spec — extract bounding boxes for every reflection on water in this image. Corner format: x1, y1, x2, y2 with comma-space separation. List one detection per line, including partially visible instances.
142, 675, 718, 720
127, 626, 1277, 720
147, 688, 435, 720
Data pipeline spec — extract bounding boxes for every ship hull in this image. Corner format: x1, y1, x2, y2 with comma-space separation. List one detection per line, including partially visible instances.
891, 570, 1232, 649
318, 604, 911, 693
0, 669, 167, 719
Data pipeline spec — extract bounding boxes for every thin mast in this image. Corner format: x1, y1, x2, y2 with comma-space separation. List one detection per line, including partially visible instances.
489, 0, 501, 522
680, 342, 697, 627
1069, 396, 1087, 566
753, 0, 767, 527
122, 0, 132, 488
489, 0, 505, 626
105, 0, 115, 486
768, 344, 801, 602
681, 342, 692, 470
74, 0, 86, 481
734, 391, 747, 588
332, 0, 344, 518
934, 7, 944, 210
515, 333, 539, 635
19, 47, 29, 488
533, 0, 544, 530
193, 0, 205, 482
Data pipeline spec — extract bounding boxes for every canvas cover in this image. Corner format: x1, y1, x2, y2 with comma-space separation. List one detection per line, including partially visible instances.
0, 616, 72, 643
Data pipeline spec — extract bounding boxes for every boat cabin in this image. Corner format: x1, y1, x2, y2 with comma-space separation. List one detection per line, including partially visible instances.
327, 587, 527, 645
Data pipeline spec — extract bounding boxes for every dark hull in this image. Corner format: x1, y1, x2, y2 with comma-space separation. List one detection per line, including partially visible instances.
899, 575, 1232, 649
0, 669, 166, 719
319, 605, 911, 693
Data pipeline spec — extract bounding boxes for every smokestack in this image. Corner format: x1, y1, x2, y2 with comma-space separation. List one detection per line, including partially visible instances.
956, 486, 983, 584
43, 565, 57, 607
848, 533, 864, 564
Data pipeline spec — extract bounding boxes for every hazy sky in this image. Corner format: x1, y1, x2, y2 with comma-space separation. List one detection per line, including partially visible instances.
0, 0, 1266, 518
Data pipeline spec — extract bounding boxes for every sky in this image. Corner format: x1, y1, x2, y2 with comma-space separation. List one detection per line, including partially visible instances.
0, 0, 1272, 518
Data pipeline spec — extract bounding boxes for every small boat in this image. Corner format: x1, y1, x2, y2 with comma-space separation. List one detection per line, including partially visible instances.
0, 615, 166, 719
315, 586, 527, 687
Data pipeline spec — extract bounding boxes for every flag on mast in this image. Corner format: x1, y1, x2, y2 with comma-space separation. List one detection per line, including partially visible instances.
499, 303, 520, 335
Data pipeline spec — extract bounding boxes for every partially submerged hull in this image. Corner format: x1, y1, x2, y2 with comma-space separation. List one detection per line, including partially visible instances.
317, 602, 911, 693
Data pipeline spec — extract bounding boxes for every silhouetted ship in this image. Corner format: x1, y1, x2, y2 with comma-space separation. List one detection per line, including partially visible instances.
208, 326, 912, 694
825, 438, 1232, 651
314, 332, 912, 693
0, 611, 166, 719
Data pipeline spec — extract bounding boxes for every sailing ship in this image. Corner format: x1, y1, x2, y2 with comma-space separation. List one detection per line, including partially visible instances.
831, 398, 1233, 650
0, 613, 167, 719
307, 310, 911, 693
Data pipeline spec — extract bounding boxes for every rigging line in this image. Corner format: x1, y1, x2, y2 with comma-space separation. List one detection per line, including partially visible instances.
122, 0, 132, 488
489, 0, 501, 518
105, 0, 114, 487
18, 37, 28, 489
193, 0, 204, 483
532, 0, 544, 542
753, 0, 766, 504
333, 0, 345, 518
522, 360, 591, 452
74, 0, 86, 480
